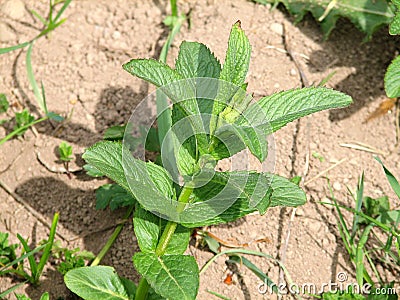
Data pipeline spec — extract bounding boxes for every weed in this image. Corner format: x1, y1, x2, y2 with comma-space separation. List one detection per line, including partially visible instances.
322, 158, 399, 299
51, 241, 95, 276
0, 213, 59, 298
252, 0, 398, 39
0, 0, 72, 146
63, 20, 352, 300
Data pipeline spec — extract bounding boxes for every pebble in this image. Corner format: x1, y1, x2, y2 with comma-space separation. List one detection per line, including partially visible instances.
86, 52, 95, 66
0, 22, 16, 42
1, 0, 25, 19
333, 181, 342, 191
295, 208, 304, 216
273, 83, 280, 89
112, 30, 121, 40
290, 68, 297, 76
270, 22, 283, 36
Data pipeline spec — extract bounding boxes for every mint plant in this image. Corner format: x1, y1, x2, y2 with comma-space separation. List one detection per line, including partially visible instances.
64, 22, 352, 300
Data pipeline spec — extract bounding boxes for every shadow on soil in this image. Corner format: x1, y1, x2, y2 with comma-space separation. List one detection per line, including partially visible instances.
277, 10, 400, 121
14, 175, 140, 299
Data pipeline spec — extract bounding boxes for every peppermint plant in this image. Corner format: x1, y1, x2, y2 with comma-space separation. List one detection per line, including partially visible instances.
64, 22, 352, 300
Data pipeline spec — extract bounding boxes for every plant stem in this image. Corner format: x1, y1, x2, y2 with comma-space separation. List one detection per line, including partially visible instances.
0, 117, 47, 146
90, 205, 134, 267
170, 0, 178, 18
135, 186, 193, 300
135, 278, 150, 300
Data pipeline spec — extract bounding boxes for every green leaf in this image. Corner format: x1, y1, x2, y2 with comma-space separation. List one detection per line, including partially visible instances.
65, 266, 129, 300
39, 292, 49, 300
83, 141, 178, 218
181, 172, 306, 227
14, 109, 35, 136
219, 21, 251, 87
384, 56, 400, 98
237, 87, 352, 133
104, 125, 126, 141
15, 294, 31, 300
83, 164, 104, 177
59, 141, 73, 162
95, 184, 135, 211
389, 0, 400, 35
375, 156, 400, 199
0, 94, 9, 113
133, 252, 199, 300
26, 42, 47, 114
255, 0, 395, 39
134, 205, 190, 254
46, 111, 64, 122
0, 42, 30, 54
211, 21, 251, 126
122, 59, 182, 88
213, 123, 268, 161
82, 142, 130, 191
119, 277, 136, 300
176, 41, 221, 79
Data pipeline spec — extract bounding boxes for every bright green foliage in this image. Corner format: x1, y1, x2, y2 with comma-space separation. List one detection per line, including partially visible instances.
0, 233, 18, 267
384, 56, 400, 98
237, 87, 352, 133
65, 266, 131, 300
52, 241, 95, 276
0, 94, 9, 113
134, 205, 191, 254
14, 109, 35, 136
390, 0, 400, 34
133, 252, 199, 300
15, 292, 49, 300
95, 184, 135, 211
253, 0, 395, 39
66, 22, 352, 300
59, 141, 73, 162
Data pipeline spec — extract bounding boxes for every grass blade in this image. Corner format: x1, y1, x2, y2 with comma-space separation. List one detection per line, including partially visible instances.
35, 212, 59, 282
207, 290, 231, 300
0, 42, 30, 54
0, 117, 48, 146
0, 243, 47, 273
0, 281, 27, 298
352, 173, 364, 239
16, 234, 37, 281
375, 156, 400, 199
26, 42, 47, 113
54, 0, 72, 23
328, 181, 353, 254
356, 225, 373, 285
228, 255, 278, 294
31, 9, 48, 25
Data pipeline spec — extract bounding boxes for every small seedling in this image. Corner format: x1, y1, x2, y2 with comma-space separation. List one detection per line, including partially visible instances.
15, 292, 49, 300
13, 109, 35, 136
312, 151, 325, 162
64, 21, 352, 300
58, 141, 73, 162
58, 141, 73, 176
0, 213, 59, 299
0, 233, 18, 268
0, 94, 9, 114
51, 241, 95, 276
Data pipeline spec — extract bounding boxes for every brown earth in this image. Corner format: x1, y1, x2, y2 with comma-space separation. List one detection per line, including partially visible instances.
0, 0, 399, 299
